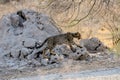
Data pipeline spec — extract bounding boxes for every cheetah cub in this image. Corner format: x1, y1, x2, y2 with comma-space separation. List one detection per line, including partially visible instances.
37, 32, 82, 56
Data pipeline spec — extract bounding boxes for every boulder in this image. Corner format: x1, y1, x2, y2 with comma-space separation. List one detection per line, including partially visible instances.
0, 9, 61, 56
80, 37, 108, 53
0, 9, 62, 67
69, 47, 90, 60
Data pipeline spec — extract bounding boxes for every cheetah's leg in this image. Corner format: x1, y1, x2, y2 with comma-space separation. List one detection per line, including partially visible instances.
69, 44, 76, 52
42, 48, 48, 58
49, 49, 56, 55
72, 41, 82, 48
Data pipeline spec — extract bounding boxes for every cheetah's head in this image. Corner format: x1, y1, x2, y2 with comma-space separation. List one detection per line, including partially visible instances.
73, 32, 81, 39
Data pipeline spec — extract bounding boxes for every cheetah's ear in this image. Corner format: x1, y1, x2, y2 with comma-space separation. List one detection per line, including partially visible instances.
76, 32, 80, 34
74, 32, 79, 35
75, 32, 81, 39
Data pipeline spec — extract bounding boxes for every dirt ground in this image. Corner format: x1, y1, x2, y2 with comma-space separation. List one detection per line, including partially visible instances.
11, 67, 120, 80
0, 1, 120, 80
0, 54, 120, 80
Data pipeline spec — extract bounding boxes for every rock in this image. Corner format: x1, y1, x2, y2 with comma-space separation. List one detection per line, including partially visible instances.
10, 14, 20, 28
53, 45, 72, 57
80, 37, 108, 53
20, 48, 31, 56
23, 38, 36, 48
0, 9, 62, 68
10, 48, 20, 58
69, 47, 90, 60
27, 53, 35, 60
41, 58, 49, 66
0, 48, 5, 57
19, 52, 25, 59
27, 54, 33, 60
49, 54, 60, 64
31, 59, 41, 66
79, 53, 90, 61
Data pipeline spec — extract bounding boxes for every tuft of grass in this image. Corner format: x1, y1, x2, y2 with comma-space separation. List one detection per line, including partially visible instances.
113, 42, 120, 55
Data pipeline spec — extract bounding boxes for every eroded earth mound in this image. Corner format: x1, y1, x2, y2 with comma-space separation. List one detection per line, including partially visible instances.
0, 10, 112, 69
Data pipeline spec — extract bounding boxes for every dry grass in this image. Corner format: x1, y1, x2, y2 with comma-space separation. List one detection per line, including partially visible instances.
0, 0, 119, 49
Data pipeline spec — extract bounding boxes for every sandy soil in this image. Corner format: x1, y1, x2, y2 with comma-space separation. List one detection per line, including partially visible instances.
0, 55, 120, 80
0, 2, 119, 80
11, 67, 120, 80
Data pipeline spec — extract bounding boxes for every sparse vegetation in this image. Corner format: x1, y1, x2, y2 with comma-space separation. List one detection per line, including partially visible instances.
0, 0, 10, 4
37, 0, 120, 52
0, 1, 120, 80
